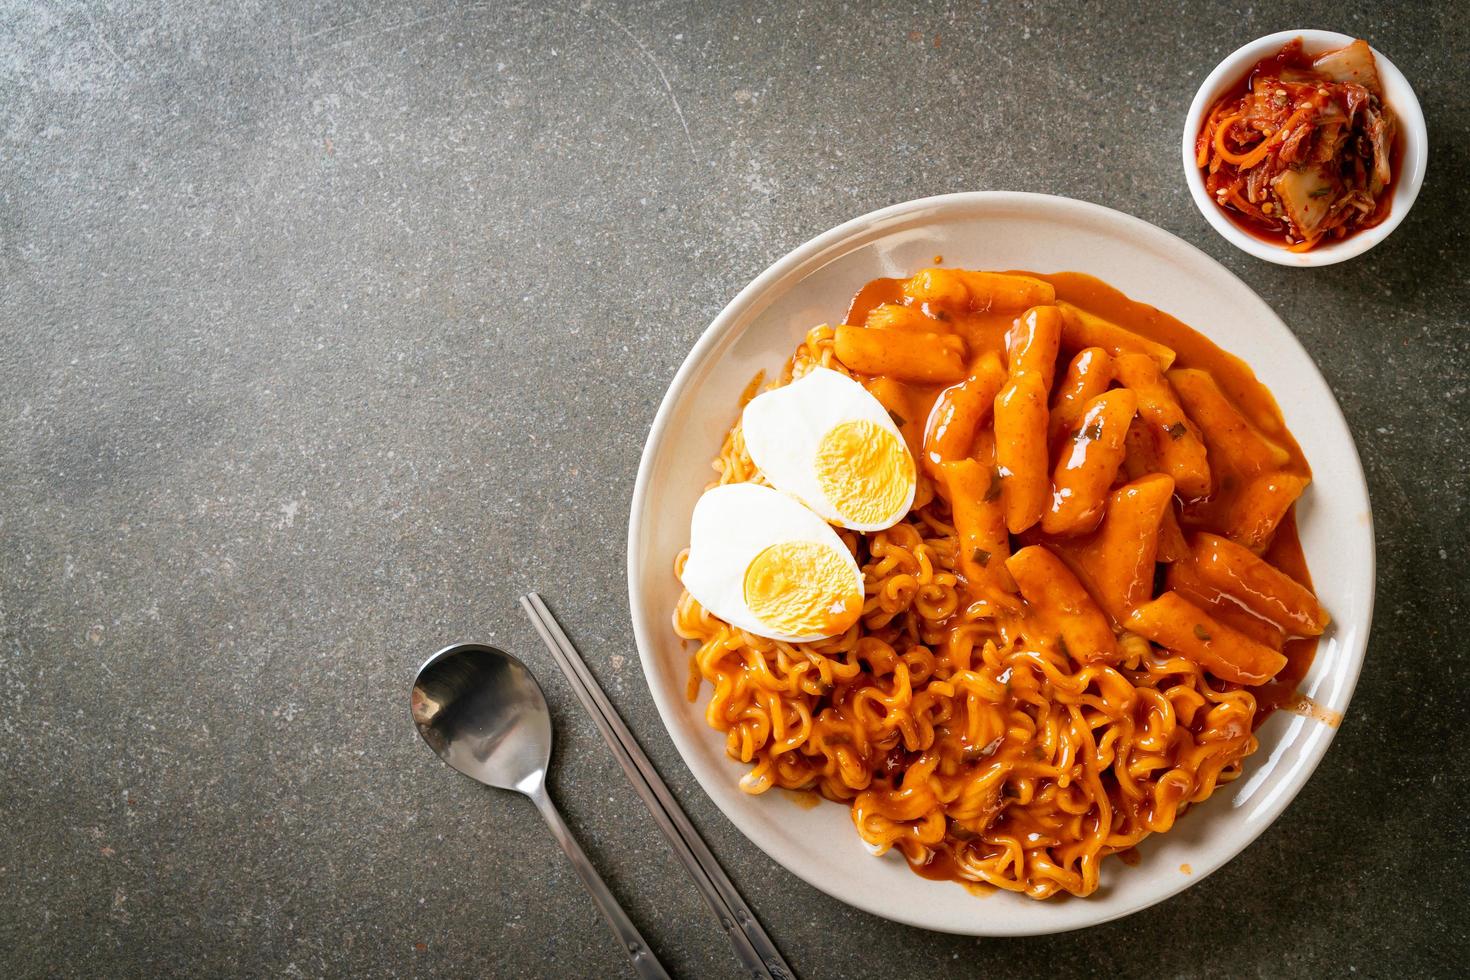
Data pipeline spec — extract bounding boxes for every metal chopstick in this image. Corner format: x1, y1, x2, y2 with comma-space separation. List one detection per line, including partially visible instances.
519, 592, 795, 980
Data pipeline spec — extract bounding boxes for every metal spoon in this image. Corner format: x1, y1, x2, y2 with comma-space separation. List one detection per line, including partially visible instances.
411, 642, 669, 979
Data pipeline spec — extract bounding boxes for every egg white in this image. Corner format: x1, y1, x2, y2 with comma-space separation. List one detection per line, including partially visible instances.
741, 367, 916, 532
679, 483, 864, 643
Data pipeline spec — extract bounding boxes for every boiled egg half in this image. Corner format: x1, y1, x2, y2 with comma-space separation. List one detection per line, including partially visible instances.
680, 483, 864, 643
741, 367, 916, 532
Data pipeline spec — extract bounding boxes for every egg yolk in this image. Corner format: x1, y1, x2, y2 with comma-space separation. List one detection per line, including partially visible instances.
743, 541, 863, 637
814, 419, 914, 526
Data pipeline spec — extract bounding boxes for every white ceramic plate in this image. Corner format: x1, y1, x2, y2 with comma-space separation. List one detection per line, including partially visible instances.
627, 192, 1373, 935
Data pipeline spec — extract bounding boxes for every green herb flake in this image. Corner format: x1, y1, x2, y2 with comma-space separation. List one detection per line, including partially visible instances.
1309, 186, 1333, 198
888, 409, 908, 428
1167, 422, 1189, 441
1193, 624, 1212, 642
971, 547, 991, 567
1081, 421, 1104, 441
1056, 634, 1071, 659
984, 467, 1004, 502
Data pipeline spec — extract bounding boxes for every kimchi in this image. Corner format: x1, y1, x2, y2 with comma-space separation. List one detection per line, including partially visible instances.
1197, 38, 1398, 250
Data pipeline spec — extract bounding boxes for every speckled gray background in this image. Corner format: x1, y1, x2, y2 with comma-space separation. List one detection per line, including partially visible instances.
2, 1, 1466, 977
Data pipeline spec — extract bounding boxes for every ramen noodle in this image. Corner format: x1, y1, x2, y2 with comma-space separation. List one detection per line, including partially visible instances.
673, 268, 1326, 899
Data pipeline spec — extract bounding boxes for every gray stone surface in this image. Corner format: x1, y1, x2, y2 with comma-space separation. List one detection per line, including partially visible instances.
2, 1, 1466, 976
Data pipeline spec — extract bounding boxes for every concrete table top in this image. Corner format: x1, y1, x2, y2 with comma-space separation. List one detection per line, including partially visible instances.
3, 2, 1466, 976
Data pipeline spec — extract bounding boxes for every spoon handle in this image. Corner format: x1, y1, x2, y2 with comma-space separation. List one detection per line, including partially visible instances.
526, 783, 671, 980
521, 592, 793, 980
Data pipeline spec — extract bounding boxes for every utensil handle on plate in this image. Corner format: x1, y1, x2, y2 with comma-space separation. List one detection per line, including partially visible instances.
526, 783, 671, 980
520, 592, 796, 980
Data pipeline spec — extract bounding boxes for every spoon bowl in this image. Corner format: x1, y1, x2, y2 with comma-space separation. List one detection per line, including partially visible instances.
411, 643, 551, 793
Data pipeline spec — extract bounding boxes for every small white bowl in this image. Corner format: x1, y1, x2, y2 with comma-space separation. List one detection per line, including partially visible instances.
1182, 29, 1428, 267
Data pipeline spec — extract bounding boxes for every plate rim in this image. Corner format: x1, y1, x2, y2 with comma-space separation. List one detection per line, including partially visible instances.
626, 190, 1375, 935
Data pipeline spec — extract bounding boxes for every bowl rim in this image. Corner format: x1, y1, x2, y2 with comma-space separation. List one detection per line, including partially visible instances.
627, 190, 1374, 934
1180, 28, 1429, 267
